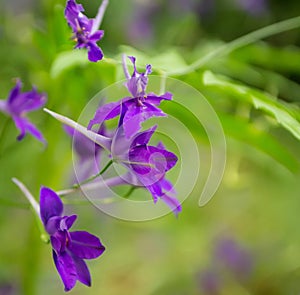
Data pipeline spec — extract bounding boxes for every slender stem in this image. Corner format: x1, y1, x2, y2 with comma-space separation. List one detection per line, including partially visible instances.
73, 159, 113, 188
167, 15, 300, 76
91, 0, 109, 33
12, 178, 40, 216
122, 186, 137, 199
12, 178, 49, 243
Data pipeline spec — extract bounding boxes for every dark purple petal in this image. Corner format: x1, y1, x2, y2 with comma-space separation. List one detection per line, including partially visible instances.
160, 194, 182, 216
53, 250, 77, 292
9, 88, 46, 114
88, 101, 121, 130
69, 231, 105, 259
46, 216, 62, 235
89, 30, 104, 42
6, 80, 46, 116
129, 145, 152, 175
147, 146, 178, 172
13, 116, 45, 143
7, 79, 22, 104
122, 101, 165, 138
147, 177, 181, 216
59, 215, 77, 231
40, 187, 63, 226
72, 255, 91, 287
64, 0, 85, 31
146, 92, 172, 104
131, 125, 157, 147
87, 42, 103, 62
51, 235, 63, 253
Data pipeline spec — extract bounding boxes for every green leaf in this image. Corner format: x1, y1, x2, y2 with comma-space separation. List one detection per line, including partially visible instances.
233, 42, 300, 74
220, 114, 299, 173
203, 71, 300, 141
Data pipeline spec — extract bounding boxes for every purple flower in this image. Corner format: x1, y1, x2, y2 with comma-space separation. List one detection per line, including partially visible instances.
88, 56, 172, 138
64, 0, 108, 62
215, 238, 253, 280
0, 79, 46, 142
112, 125, 181, 215
40, 187, 105, 291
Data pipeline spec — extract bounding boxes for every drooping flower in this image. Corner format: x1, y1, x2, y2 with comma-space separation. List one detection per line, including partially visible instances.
88, 56, 172, 138
40, 187, 105, 291
64, 0, 108, 62
0, 79, 46, 142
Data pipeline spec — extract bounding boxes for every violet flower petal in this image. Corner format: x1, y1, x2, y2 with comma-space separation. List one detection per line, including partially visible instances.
7, 80, 22, 105
13, 116, 45, 142
88, 101, 121, 130
40, 187, 63, 226
53, 251, 77, 292
131, 125, 157, 147
87, 42, 104, 62
69, 231, 106, 259
72, 255, 91, 287
89, 30, 104, 42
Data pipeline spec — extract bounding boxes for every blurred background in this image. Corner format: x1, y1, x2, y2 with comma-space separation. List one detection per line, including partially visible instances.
1, 0, 300, 294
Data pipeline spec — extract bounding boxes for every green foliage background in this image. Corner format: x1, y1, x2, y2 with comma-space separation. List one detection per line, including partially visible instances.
0, 0, 300, 294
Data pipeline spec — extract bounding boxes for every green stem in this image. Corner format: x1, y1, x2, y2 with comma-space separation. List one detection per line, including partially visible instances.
122, 186, 137, 199
12, 178, 49, 243
168, 16, 300, 76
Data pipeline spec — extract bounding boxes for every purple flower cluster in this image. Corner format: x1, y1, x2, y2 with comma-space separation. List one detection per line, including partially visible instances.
40, 187, 105, 291
8, 0, 183, 292
87, 56, 181, 215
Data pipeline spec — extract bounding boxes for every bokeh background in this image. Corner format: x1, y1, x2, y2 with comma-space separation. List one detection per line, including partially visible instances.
1, 0, 300, 294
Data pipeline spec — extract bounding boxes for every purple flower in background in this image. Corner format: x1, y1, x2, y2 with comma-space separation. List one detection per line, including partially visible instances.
64, 0, 108, 62
235, 0, 268, 15
88, 56, 172, 138
40, 187, 105, 291
215, 237, 253, 280
0, 79, 46, 142
112, 125, 181, 215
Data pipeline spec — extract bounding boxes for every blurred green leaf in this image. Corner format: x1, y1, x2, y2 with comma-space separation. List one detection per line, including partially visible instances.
233, 43, 300, 74
50, 50, 89, 78
220, 114, 299, 173
203, 71, 300, 141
